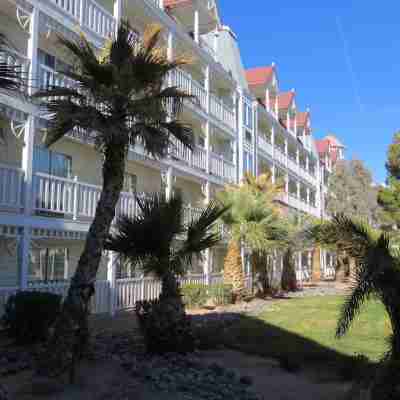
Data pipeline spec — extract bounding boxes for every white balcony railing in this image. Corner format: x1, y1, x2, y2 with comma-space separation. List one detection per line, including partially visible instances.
39, 64, 76, 90
210, 152, 235, 183
170, 139, 207, 172
32, 172, 214, 226
210, 94, 235, 131
49, 0, 115, 39
274, 147, 286, 166
0, 49, 30, 93
258, 136, 273, 156
171, 69, 208, 111
287, 156, 298, 173
0, 164, 24, 210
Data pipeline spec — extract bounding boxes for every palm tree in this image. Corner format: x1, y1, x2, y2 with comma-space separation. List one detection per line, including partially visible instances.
105, 194, 227, 300
34, 21, 195, 373
308, 215, 400, 361
0, 33, 23, 91
105, 194, 226, 354
218, 172, 286, 298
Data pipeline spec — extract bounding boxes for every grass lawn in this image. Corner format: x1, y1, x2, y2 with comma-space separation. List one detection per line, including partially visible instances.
225, 295, 391, 377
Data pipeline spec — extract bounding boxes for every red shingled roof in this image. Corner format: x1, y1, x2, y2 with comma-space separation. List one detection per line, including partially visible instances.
296, 111, 309, 127
164, 0, 192, 8
277, 91, 294, 110
245, 66, 274, 87
315, 139, 330, 154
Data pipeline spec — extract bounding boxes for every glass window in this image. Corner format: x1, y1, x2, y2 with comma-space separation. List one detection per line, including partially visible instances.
33, 146, 72, 178
123, 173, 137, 193
38, 49, 55, 69
29, 248, 68, 283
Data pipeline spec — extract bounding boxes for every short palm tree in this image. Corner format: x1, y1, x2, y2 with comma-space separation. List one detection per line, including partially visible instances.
34, 20, 195, 373
309, 214, 400, 360
0, 33, 23, 91
105, 193, 227, 299
218, 172, 286, 298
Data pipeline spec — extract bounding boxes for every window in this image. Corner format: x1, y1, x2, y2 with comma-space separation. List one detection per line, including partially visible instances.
245, 130, 252, 143
243, 101, 253, 129
243, 151, 253, 174
38, 49, 55, 69
29, 248, 68, 283
123, 173, 137, 193
34, 146, 72, 178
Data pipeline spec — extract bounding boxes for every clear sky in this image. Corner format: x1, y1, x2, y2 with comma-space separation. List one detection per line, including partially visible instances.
218, 0, 399, 183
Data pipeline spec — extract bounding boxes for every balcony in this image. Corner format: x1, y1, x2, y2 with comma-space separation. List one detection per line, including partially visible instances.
210, 94, 235, 131
0, 49, 30, 94
46, 0, 115, 40
210, 152, 235, 183
170, 138, 207, 172
258, 135, 273, 157
0, 164, 24, 211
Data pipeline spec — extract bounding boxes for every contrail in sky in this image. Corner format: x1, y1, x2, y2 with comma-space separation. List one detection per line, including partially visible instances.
335, 16, 364, 112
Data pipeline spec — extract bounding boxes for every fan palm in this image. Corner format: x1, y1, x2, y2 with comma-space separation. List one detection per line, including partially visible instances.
33, 20, 195, 374
0, 33, 23, 91
308, 214, 400, 360
218, 172, 287, 298
105, 194, 228, 299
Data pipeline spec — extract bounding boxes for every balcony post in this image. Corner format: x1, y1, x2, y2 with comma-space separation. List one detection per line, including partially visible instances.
159, 0, 164, 9
107, 251, 117, 316
213, 29, 219, 62
113, 0, 123, 32
204, 65, 210, 114
306, 186, 310, 205
253, 102, 258, 176
271, 164, 276, 184
73, 175, 79, 220
167, 31, 174, 62
163, 166, 173, 200
194, 9, 200, 43
27, 6, 39, 96
237, 88, 244, 181
205, 121, 211, 174
296, 148, 300, 165
79, 0, 87, 28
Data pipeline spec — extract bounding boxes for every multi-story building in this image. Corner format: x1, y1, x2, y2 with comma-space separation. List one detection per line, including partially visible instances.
0, 0, 343, 291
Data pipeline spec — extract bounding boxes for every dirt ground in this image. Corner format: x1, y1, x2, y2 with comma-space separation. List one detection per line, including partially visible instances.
3, 350, 350, 400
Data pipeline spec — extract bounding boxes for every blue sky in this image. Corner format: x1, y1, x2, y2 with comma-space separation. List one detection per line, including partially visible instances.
218, 0, 399, 183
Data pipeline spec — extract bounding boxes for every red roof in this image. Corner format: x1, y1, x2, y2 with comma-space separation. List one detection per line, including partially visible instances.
277, 91, 295, 110
164, 0, 192, 8
296, 111, 309, 127
245, 66, 274, 87
315, 139, 330, 154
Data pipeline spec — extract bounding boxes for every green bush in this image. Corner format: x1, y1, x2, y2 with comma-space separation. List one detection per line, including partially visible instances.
181, 283, 233, 308
2, 291, 62, 344
181, 284, 208, 308
208, 284, 233, 306
135, 297, 195, 354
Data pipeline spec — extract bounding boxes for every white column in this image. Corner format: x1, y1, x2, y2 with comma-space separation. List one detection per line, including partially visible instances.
306, 187, 310, 204
266, 89, 270, 111
205, 121, 211, 174
159, 0, 164, 9
194, 9, 200, 43
296, 148, 300, 165
107, 251, 117, 316
165, 166, 174, 200
167, 31, 174, 62
253, 103, 258, 176
113, 0, 123, 33
271, 164, 276, 184
203, 180, 212, 285
306, 155, 310, 172
204, 66, 210, 114
237, 89, 244, 181
213, 29, 219, 61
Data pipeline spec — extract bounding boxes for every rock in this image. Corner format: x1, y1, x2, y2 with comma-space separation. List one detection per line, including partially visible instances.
240, 375, 253, 385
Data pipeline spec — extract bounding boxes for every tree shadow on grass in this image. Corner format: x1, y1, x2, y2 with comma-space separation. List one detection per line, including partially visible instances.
192, 312, 376, 382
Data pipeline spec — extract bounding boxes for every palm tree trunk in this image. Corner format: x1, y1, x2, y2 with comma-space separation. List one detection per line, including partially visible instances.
39, 145, 126, 378
160, 271, 181, 299
223, 239, 245, 301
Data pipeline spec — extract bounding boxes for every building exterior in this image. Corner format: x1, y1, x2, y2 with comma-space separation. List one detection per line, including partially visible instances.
0, 0, 343, 292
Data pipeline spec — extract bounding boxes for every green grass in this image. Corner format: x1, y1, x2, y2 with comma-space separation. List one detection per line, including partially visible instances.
224, 295, 391, 378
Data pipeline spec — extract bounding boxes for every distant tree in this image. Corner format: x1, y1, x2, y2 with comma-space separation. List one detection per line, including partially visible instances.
378, 132, 400, 231
326, 159, 380, 225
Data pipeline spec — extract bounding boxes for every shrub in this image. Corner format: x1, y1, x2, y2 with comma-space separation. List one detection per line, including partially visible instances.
181, 284, 208, 308
2, 291, 62, 344
208, 284, 233, 306
135, 297, 195, 354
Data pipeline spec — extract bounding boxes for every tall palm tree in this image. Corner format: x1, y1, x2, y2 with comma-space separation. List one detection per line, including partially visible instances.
218, 172, 286, 298
105, 194, 227, 299
308, 215, 400, 361
34, 21, 195, 374
0, 33, 23, 91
